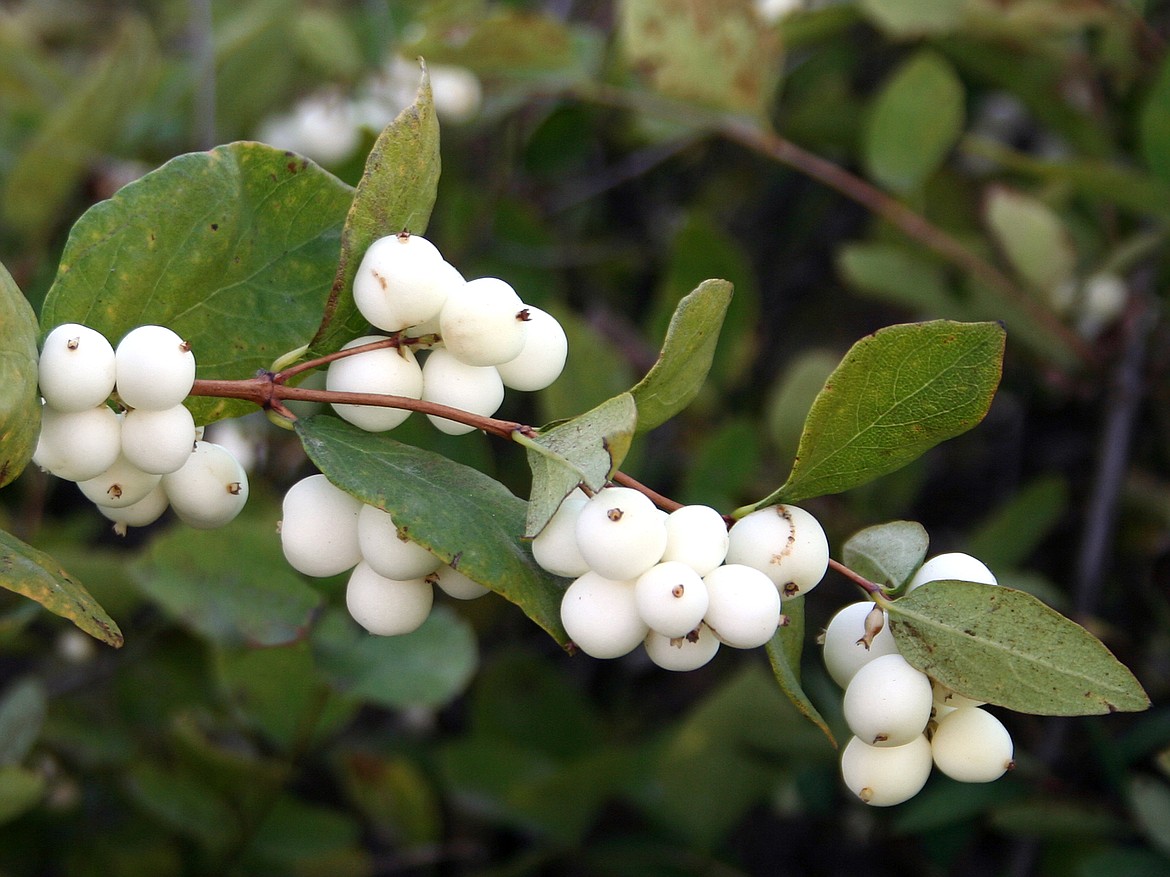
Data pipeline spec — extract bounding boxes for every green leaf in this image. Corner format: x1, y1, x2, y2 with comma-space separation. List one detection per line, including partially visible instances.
984, 186, 1077, 292
1140, 53, 1170, 185
859, 0, 966, 36
759, 320, 1005, 507
764, 597, 836, 746
524, 393, 637, 537
842, 520, 929, 591
131, 516, 321, 648
0, 529, 122, 647
864, 50, 966, 193
0, 261, 40, 487
309, 63, 440, 357
39, 141, 354, 424
617, 0, 781, 118
0, 765, 44, 826
1130, 775, 1170, 857
295, 415, 568, 644
887, 581, 1150, 715
966, 476, 1068, 570
124, 760, 236, 849
1, 17, 159, 242
0, 678, 46, 766
837, 243, 963, 317
630, 279, 734, 432
312, 607, 476, 709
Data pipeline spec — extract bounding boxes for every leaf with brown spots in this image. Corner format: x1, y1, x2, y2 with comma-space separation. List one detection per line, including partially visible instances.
0, 529, 123, 648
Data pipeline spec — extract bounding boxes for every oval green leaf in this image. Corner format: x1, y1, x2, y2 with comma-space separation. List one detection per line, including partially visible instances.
758, 320, 1005, 507
842, 520, 929, 591
985, 186, 1077, 292
888, 580, 1150, 715
630, 279, 733, 432
130, 517, 321, 648
312, 607, 476, 709
764, 596, 836, 746
0, 678, 46, 766
0, 529, 122, 647
524, 392, 637, 537
864, 50, 965, 193
295, 415, 568, 645
309, 63, 440, 357
39, 142, 354, 423
0, 262, 40, 487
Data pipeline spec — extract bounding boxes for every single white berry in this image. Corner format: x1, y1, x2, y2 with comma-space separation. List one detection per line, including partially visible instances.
357, 503, 442, 580
843, 653, 934, 747
531, 492, 590, 578
438, 276, 529, 366
560, 570, 647, 659
352, 233, 462, 332
160, 441, 248, 529
345, 561, 434, 636
840, 734, 933, 806
494, 305, 568, 391
38, 324, 116, 412
821, 601, 901, 689
99, 483, 169, 535
419, 348, 505, 435
77, 454, 162, 509
660, 505, 729, 576
725, 504, 829, 597
906, 552, 997, 592
930, 707, 1014, 783
430, 564, 491, 600
326, 336, 423, 432
574, 487, 668, 581
33, 403, 122, 482
634, 561, 709, 638
120, 404, 197, 475
643, 624, 720, 671
280, 473, 362, 577
115, 325, 196, 411
701, 563, 782, 649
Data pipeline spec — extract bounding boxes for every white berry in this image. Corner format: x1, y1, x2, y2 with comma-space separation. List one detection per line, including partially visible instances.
821, 601, 901, 689
431, 565, 491, 600
120, 404, 197, 475
438, 276, 528, 366
280, 473, 362, 577
160, 441, 248, 529
701, 563, 782, 649
352, 233, 462, 332
560, 570, 647, 659
77, 454, 162, 509
843, 653, 934, 747
932, 680, 985, 711
115, 325, 196, 411
574, 487, 668, 581
906, 552, 997, 592
419, 348, 505, 435
38, 324, 116, 412
494, 305, 568, 391
660, 504, 729, 576
33, 403, 122, 482
643, 624, 720, 671
357, 503, 442, 580
99, 483, 169, 535
725, 504, 829, 597
345, 561, 433, 636
530, 492, 591, 578
326, 336, 423, 432
930, 707, 1014, 783
840, 734, 933, 806
634, 561, 709, 638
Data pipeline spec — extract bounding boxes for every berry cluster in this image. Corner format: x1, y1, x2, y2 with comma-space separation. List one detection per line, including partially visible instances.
822, 552, 1015, 806
535, 492, 829, 670
328, 232, 568, 436
279, 473, 490, 636
33, 323, 248, 534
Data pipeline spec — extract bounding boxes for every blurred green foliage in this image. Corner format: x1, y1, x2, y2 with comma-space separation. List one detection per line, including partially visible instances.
2, 0, 1170, 874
